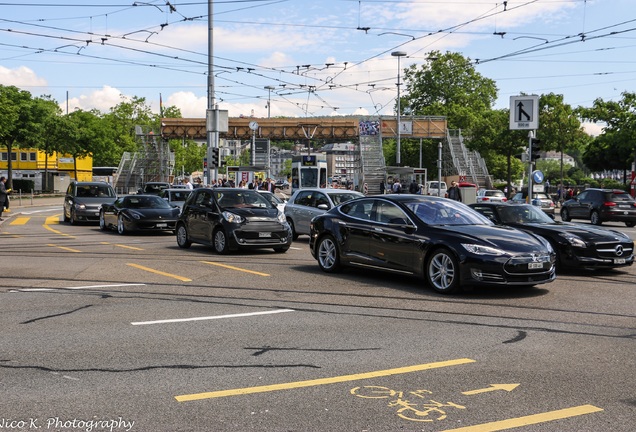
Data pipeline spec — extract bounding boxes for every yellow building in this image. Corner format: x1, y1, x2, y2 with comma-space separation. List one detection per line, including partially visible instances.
0, 146, 93, 192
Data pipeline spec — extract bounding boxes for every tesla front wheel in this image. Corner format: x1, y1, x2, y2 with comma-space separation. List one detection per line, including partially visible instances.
427, 248, 460, 294
317, 235, 341, 273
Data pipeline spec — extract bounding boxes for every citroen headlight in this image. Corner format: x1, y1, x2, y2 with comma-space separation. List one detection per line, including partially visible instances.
559, 233, 585, 248
462, 243, 506, 256
277, 211, 286, 224
222, 211, 244, 224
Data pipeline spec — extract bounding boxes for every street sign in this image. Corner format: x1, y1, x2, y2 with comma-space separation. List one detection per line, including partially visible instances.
509, 95, 539, 130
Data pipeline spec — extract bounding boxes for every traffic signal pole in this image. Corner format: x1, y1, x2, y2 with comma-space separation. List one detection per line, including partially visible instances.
527, 131, 534, 203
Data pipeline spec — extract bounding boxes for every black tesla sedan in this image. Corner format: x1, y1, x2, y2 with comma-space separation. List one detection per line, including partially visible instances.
470, 202, 634, 270
99, 195, 180, 234
176, 188, 292, 254
309, 195, 556, 294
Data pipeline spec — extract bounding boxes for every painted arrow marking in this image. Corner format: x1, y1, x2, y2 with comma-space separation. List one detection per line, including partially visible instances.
462, 383, 520, 395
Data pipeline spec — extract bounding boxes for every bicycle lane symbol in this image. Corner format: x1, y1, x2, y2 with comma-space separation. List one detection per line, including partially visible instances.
350, 385, 466, 423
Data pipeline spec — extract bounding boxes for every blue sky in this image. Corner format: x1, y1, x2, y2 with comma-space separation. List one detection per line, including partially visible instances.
1, 0, 634, 135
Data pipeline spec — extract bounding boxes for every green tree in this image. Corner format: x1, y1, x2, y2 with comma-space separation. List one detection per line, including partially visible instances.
402, 51, 497, 131
62, 110, 106, 180
578, 92, 636, 183
0, 86, 42, 188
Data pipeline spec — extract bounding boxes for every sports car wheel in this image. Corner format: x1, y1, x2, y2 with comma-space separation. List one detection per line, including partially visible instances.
99, 211, 107, 231
117, 214, 127, 235
213, 229, 229, 254
426, 248, 460, 294
176, 224, 191, 248
590, 210, 602, 225
317, 235, 341, 273
560, 208, 570, 222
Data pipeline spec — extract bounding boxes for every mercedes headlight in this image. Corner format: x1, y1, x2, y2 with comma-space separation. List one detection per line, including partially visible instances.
559, 233, 585, 248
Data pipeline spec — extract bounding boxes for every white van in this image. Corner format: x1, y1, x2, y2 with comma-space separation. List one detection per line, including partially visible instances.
426, 181, 447, 197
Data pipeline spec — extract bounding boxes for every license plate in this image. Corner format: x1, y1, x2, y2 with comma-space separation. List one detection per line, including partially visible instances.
528, 262, 543, 269
614, 258, 626, 264
156, 223, 167, 228
259, 232, 272, 238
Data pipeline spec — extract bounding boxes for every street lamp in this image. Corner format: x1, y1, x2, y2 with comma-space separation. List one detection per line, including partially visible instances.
391, 51, 407, 166
265, 85, 275, 118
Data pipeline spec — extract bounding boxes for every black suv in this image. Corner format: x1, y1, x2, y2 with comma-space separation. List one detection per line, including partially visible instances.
63, 181, 117, 224
561, 188, 636, 227
175, 188, 292, 254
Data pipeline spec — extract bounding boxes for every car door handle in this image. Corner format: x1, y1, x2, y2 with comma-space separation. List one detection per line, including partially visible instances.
374, 227, 383, 232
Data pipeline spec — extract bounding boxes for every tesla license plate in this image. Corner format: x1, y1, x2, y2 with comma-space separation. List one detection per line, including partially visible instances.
259, 232, 272, 238
528, 262, 543, 269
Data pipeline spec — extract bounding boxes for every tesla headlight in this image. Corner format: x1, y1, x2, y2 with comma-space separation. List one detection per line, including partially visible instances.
222, 211, 244, 224
559, 233, 586, 248
462, 243, 506, 256
277, 211, 286, 224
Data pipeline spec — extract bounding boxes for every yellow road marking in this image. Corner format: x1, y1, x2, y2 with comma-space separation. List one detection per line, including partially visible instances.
127, 263, 192, 282
10, 217, 29, 225
462, 384, 519, 395
200, 261, 270, 276
175, 358, 476, 402
47, 243, 81, 253
100, 242, 144, 251
440, 404, 604, 432
44, 215, 74, 237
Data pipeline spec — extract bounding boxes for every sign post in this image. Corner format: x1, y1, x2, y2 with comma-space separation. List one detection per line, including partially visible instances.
510, 95, 540, 202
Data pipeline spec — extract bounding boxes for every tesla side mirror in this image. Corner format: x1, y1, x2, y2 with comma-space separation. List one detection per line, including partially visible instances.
317, 204, 329, 210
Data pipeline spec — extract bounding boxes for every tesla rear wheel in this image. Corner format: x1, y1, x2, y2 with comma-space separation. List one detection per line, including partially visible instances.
213, 229, 229, 254
176, 224, 191, 248
626, 222, 635, 228
117, 214, 127, 235
590, 210, 602, 225
560, 208, 571, 222
426, 248, 460, 294
317, 235, 341, 273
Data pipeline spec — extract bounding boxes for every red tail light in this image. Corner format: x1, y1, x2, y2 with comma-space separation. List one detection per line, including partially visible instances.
603, 201, 616, 207
502, 198, 507, 202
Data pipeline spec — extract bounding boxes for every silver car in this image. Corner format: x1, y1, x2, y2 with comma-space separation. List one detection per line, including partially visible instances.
476, 189, 508, 203
63, 181, 117, 224
159, 188, 192, 213
284, 188, 363, 239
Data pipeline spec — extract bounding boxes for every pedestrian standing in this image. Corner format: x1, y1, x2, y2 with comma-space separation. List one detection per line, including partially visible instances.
447, 181, 462, 201
0, 176, 11, 221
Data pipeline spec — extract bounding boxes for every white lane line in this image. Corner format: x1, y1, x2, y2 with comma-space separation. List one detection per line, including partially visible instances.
131, 308, 295, 326
12, 284, 146, 292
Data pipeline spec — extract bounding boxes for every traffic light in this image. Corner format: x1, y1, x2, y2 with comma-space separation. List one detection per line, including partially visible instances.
530, 138, 542, 161
210, 147, 219, 168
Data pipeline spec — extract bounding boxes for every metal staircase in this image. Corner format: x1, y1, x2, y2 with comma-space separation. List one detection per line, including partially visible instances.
359, 125, 386, 195
445, 129, 492, 189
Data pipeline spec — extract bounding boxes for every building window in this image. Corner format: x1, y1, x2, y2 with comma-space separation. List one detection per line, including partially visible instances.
1, 152, 6, 161
21, 152, 28, 161
30, 152, 37, 161
11, 152, 17, 161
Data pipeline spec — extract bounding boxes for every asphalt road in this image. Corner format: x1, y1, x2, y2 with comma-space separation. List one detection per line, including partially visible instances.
1, 202, 635, 432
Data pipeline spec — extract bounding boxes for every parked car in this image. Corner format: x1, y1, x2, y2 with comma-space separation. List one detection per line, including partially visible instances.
470, 202, 634, 270
511, 191, 555, 215
99, 194, 180, 234
258, 190, 287, 213
309, 195, 556, 294
63, 181, 117, 224
425, 181, 447, 197
476, 189, 507, 203
560, 188, 636, 227
176, 188, 292, 254
284, 188, 364, 239
159, 188, 193, 212
138, 181, 171, 195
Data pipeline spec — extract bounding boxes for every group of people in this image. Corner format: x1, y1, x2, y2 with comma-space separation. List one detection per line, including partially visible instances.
182, 176, 278, 192
380, 178, 462, 202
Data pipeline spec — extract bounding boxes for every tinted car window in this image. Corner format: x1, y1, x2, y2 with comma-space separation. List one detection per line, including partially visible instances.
327, 192, 363, 205
294, 191, 314, 206
340, 200, 373, 220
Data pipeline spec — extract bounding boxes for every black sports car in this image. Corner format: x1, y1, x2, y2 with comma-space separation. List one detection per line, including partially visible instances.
309, 195, 556, 294
176, 187, 292, 254
470, 202, 634, 270
99, 195, 180, 234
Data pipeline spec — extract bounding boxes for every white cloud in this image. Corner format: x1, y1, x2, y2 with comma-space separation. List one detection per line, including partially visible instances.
65, 86, 128, 113
582, 121, 604, 137
0, 66, 47, 90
